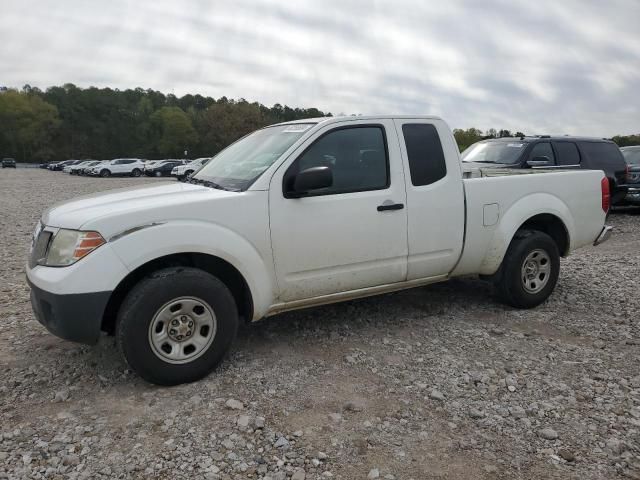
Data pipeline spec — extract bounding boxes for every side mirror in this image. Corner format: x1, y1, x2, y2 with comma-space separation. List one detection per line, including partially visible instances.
526, 156, 552, 168
289, 166, 333, 197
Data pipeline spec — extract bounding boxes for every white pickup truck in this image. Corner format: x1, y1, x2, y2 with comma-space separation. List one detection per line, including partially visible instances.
26, 116, 612, 385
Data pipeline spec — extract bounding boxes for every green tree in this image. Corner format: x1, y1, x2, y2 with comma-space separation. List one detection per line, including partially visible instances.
0, 89, 60, 161
612, 134, 640, 147
150, 106, 199, 157
453, 127, 484, 152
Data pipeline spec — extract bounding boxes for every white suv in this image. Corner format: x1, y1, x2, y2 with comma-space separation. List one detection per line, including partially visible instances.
89, 159, 145, 177
171, 157, 211, 180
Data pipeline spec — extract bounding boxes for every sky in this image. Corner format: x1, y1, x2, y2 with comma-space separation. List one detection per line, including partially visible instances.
1, 0, 639, 136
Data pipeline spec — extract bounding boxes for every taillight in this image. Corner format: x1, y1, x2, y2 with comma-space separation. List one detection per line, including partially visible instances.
601, 177, 610, 213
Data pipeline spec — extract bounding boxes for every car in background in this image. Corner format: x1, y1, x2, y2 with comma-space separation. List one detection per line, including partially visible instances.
50, 160, 78, 171
620, 146, 640, 205
69, 160, 101, 175
143, 160, 165, 174
461, 136, 629, 205
88, 158, 145, 177
171, 157, 212, 181
39, 162, 52, 169
145, 160, 186, 177
2, 158, 17, 168
62, 160, 85, 173
81, 161, 105, 175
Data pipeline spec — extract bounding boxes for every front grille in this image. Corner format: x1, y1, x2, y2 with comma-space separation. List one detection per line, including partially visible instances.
29, 230, 52, 268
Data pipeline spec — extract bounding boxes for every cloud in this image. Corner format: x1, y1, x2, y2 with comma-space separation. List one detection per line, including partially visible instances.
1, 0, 638, 135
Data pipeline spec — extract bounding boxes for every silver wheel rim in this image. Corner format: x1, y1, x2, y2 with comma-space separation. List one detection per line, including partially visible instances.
148, 296, 217, 364
521, 249, 551, 294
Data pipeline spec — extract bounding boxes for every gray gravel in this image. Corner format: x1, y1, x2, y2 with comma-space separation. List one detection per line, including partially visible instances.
1, 168, 639, 479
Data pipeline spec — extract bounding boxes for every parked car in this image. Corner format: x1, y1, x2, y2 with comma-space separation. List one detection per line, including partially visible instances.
2, 158, 16, 168
88, 158, 145, 177
50, 160, 78, 171
62, 160, 85, 173
26, 115, 611, 385
39, 162, 51, 169
171, 157, 212, 180
144, 160, 185, 177
461, 136, 629, 205
143, 160, 165, 174
69, 160, 101, 175
620, 146, 640, 204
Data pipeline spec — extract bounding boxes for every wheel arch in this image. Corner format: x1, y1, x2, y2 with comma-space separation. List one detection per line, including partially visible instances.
101, 252, 254, 335
477, 193, 574, 276
517, 213, 569, 257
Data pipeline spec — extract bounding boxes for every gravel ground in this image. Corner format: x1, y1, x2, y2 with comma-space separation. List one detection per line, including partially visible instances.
1, 168, 639, 480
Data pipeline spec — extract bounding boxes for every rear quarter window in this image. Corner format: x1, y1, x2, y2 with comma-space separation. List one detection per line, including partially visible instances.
402, 123, 447, 186
579, 142, 625, 168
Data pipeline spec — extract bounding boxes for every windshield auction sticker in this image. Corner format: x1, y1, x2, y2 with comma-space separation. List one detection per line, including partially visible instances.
283, 124, 313, 133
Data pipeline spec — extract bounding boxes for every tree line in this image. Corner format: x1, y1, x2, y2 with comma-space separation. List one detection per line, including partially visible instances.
0, 84, 638, 162
0, 84, 327, 162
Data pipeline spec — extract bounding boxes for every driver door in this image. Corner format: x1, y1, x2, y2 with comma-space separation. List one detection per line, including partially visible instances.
269, 120, 408, 302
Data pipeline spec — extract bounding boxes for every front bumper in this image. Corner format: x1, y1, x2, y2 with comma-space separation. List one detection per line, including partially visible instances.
593, 225, 613, 246
28, 279, 111, 345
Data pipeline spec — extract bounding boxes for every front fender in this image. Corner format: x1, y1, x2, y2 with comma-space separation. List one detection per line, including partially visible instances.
108, 220, 275, 319
479, 193, 574, 275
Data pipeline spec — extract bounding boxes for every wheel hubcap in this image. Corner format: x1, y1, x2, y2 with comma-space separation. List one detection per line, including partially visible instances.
521, 249, 551, 294
148, 297, 217, 364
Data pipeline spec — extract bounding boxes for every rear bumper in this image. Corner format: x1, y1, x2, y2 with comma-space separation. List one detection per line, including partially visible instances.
593, 225, 613, 246
624, 186, 640, 204
28, 278, 111, 345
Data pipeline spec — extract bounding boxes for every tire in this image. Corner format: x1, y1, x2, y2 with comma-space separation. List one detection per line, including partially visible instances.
100, 169, 111, 178
131, 168, 141, 177
117, 267, 238, 385
495, 230, 560, 309
185, 170, 194, 177
155, 171, 162, 177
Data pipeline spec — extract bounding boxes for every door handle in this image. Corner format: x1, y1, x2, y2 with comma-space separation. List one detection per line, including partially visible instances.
377, 203, 404, 212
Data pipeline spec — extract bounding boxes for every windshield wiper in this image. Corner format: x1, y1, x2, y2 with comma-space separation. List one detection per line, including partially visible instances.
189, 177, 239, 192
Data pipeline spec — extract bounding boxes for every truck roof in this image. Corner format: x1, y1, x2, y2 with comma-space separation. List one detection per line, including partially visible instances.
274, 115, 444, 126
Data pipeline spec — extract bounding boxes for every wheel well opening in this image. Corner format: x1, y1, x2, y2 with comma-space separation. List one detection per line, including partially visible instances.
518, 214, 569, 256
101, 253, 253, 335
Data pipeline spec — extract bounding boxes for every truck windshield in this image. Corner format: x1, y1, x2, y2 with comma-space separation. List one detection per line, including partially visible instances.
622, 148, 640, 165
193, 123, 315, 191
461, 141, 526, 164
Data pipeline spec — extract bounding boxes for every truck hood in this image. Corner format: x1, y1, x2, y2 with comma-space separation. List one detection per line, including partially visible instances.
42, 181, 232, 231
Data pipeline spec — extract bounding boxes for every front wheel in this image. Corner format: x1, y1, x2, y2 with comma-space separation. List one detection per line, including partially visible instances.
495, 230, 560, 309
100, 169, 111, 178
117, 267, 238, 385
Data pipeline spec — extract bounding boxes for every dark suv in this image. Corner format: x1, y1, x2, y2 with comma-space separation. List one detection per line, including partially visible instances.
2, 158, 16, 168
462, 136, 629, 205
620, 146, 640, 205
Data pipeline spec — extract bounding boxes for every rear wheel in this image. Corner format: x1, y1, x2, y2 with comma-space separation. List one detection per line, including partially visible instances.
495, 230, 560, 308
100, 169, 111, 177
117, 267, 238, 385
131, 168, 141, 177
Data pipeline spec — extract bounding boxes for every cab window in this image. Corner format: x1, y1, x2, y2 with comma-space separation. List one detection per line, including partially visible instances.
528, 142, 555, 164
285, 126, 389, 196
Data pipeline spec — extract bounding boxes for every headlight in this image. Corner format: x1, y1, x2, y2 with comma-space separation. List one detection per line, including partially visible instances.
45, 229, 106, 266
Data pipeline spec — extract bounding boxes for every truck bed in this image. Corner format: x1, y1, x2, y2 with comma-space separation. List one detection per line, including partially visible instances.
453, 169, 606, 276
